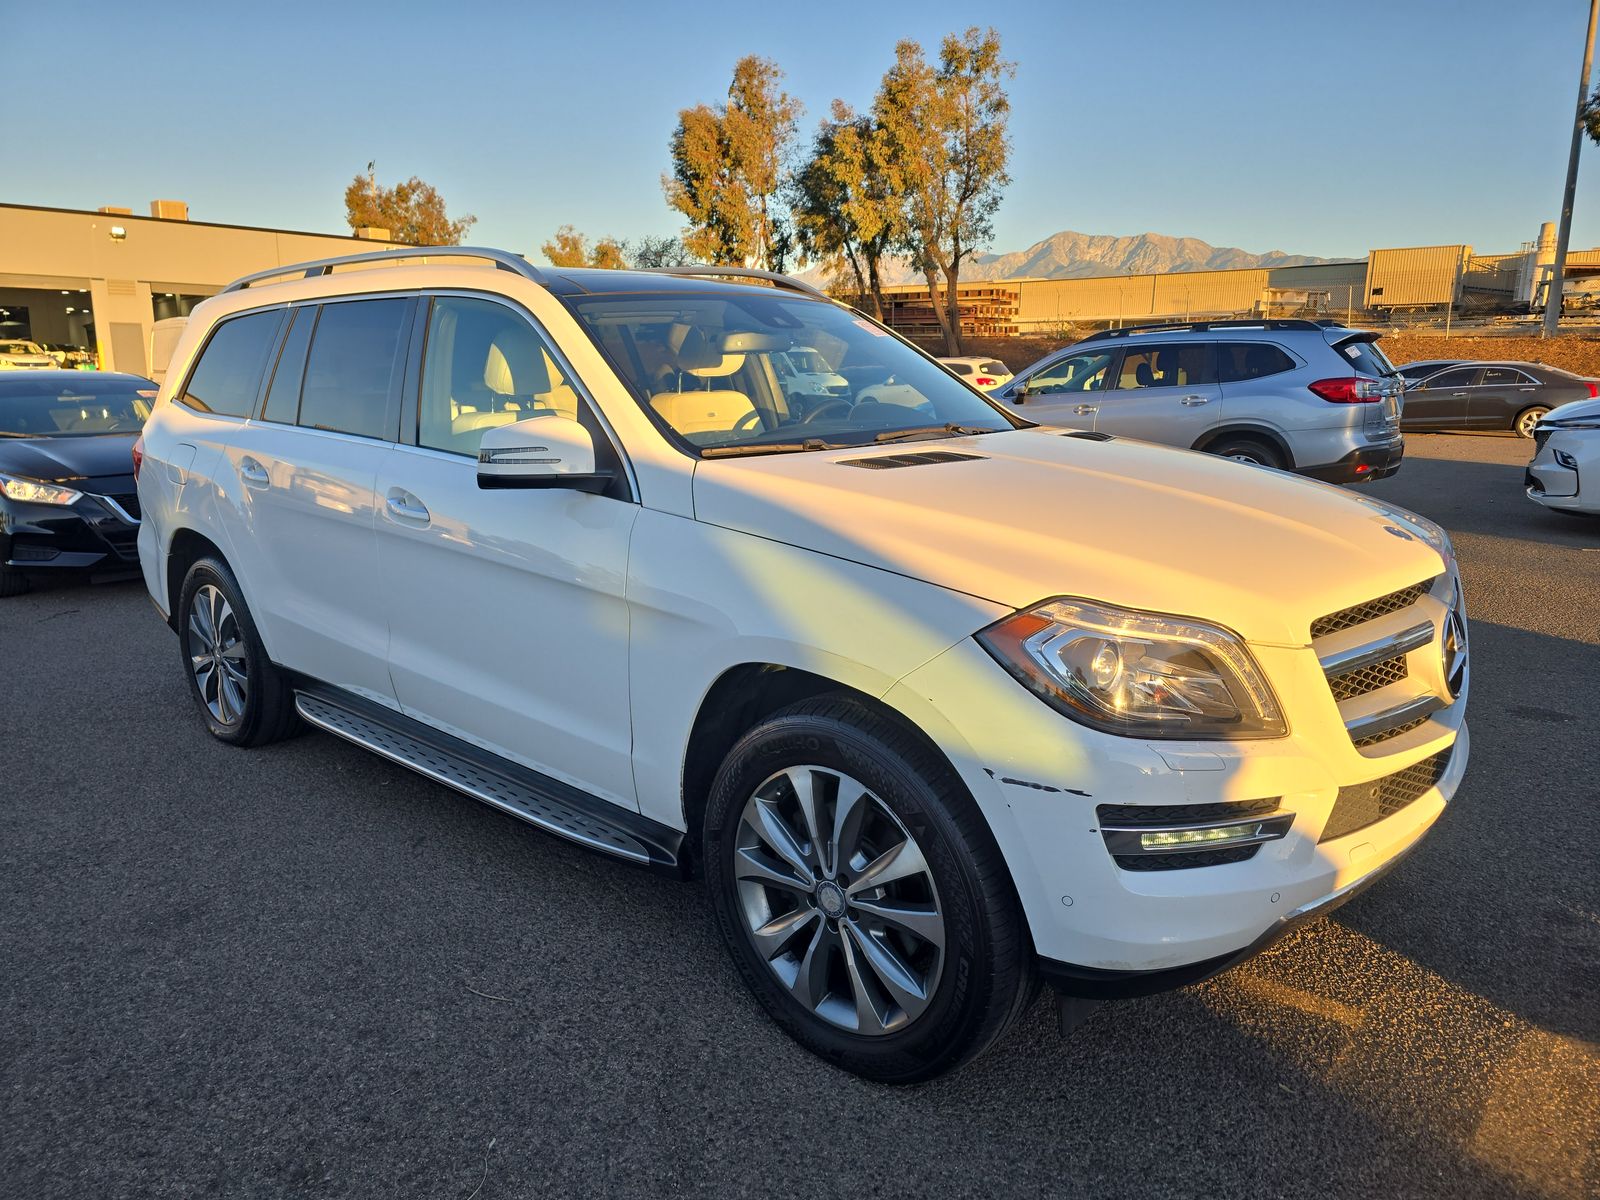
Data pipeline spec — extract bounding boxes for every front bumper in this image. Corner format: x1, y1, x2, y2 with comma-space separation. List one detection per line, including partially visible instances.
1525, 428, 1596, 513
885, 627, 1467, 983
1301, 439, 1405, 484
1, 485, 141, 572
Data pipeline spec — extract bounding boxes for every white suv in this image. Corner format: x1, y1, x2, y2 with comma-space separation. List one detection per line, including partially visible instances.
135, 248, 1470, 1082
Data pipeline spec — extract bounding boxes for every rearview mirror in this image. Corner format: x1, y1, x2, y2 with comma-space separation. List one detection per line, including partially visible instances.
476, 415, 611, 493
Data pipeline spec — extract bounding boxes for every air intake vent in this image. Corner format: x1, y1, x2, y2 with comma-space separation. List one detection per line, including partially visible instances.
839, 451, 986, 470
1061, 430, 1115, 441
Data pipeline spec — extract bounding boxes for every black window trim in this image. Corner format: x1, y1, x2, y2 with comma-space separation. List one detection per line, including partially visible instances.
290, 291, 418, 443
255, 302, 321, 425
172, 303, 289, 422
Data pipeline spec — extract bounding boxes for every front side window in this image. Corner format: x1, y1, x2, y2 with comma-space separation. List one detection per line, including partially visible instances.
180, 310, 284, 418
1422, 367, 1480, 389
1025, 350, 1114, 395
297, 298, 411, 439
417, 297, 578, 456
1113, 345, 1211, 390
562, 291, 1018, 453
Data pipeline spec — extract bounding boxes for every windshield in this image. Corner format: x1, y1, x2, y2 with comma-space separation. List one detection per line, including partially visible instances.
562, 291, 1020, 453
0, 377, 155, 437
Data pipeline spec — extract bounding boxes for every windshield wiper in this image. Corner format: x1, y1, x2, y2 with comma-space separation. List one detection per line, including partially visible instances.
874, 423, 998, 444
701, 437, 844, 458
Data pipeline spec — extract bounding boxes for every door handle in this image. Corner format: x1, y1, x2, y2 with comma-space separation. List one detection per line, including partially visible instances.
1451, 392, 1468, 398
238, 456, 270, 488
1518, 387, 1537, 392
1072, 405, 1098, 415
385, 489, 430, 524
1179, 395, 1212, 406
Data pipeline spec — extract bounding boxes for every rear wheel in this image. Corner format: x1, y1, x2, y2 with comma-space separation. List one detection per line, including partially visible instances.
703, 696, 1034, 1083
0, 567, 30, 598
1514, 406, 1549, 439
1209, 436, 1284, 470
178, 557, 298, 746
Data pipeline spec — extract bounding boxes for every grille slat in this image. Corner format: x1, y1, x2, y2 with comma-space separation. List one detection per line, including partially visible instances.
1352, 713, 1430, 749
1322, 749, 1450, 841
1328, 654, 1409, 702
1311, 579, 1434, 639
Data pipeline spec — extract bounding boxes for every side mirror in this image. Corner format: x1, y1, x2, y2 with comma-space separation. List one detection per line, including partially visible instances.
1009, 383, 1029, 404
476, 415, 611, 493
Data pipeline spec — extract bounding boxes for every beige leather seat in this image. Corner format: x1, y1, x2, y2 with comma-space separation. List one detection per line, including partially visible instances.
650, 328, 758, 437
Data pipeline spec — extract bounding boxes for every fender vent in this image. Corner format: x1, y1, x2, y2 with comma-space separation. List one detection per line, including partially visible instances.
839, 451, 986, 470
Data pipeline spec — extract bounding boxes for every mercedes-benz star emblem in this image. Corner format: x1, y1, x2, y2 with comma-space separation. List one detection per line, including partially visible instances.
1442, 609, 1468, 698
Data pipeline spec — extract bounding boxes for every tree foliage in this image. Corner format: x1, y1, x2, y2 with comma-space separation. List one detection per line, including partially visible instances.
1585, 83, 1600, 145
664, 56, 801, 269
874, 29, 1013, 353
344, 166, 476, 246
541, 225, 628, 269
791, 101, 901, 319
625, 234, 693, 268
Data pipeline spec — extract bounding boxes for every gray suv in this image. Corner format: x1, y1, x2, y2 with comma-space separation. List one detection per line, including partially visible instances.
996, 319, 1405, 484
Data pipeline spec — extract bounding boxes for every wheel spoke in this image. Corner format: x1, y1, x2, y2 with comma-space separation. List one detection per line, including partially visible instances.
207, 588, 226, 646
733, 845, 812, 895
748, 906, 818, 962
788, 921, 835, 1011
846, 836, 929, 897
831, 785, 868, 875
218, 640, 247, 662
844, 919, 930, 1020
784, 767, 827, 872
838, 925, 890, 1034
749, 800, 816, 886
189, 605, 213, 648
849, 897, 945, 950
219, 674, 246, 723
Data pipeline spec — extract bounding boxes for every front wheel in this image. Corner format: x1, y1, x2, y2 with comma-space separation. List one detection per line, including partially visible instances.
703, 696, 1034, 1083
0, 567, 30, 598
1514, 406, 1549, 439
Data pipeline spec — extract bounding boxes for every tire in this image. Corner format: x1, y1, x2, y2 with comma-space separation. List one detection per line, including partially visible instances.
1209, 436, 1284, 470
0, 567, 30, 598
703, 695, 1035, 1083
177, 556, 299, 747
1514, 406, 1549, 439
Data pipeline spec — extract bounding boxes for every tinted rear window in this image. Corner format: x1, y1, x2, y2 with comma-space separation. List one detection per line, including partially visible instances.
1336, 337, 1396, 378
296, 298, 411, 439
1216, 343, 1295, 382
979, 361, 1008, 375
180, 310, 284, 418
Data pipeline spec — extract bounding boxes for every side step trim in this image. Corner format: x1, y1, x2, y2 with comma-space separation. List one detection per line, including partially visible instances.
293, 688, 686, 876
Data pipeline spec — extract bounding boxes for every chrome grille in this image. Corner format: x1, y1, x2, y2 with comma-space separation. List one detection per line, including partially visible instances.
1322, 749, 1451, 841
1352, 714, 1430, 749
1328, 653, 1408, 702
1311, 579, 1433, 638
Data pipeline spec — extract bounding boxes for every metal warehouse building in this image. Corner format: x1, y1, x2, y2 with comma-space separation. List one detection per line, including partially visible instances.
0, 202, 411, 375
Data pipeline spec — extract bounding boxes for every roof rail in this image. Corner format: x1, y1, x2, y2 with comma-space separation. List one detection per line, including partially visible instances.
221, 246, 548, 294
1079, 317, 1337, 342
642, 265, 830, 301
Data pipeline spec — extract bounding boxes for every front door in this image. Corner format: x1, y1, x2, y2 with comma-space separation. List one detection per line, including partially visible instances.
1402, 366, 1478, 430
1089, 342, 1221, 445
1006, 347, 1116, 430
375, 295, 640, 809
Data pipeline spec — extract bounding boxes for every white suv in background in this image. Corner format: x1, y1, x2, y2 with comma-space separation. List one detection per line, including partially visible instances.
135, 248, 1470, 1082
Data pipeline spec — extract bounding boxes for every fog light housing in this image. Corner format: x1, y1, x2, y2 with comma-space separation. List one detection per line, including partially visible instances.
1554, 448, 1579, 469
1140, 822, 1265, 849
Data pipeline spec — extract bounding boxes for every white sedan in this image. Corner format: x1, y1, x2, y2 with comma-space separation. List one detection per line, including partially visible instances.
937, 356, 1014, 392
0, 340, 57, 370
1526, 396, 1600, 515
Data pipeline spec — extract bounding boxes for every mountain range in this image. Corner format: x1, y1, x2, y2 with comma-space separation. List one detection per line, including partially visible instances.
812, 230, 1339, 285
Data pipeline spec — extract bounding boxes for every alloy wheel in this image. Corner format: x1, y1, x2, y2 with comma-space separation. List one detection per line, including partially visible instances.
1517, 408, 1548, 438
188, 583, 248, 725
732, 765, 945, 1036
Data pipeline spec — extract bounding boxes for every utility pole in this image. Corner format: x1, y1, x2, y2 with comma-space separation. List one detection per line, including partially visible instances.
1544, 0, 1599, 337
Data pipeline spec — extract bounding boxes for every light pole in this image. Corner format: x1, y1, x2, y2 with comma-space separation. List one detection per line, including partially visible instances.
1544, 0, 1600, 337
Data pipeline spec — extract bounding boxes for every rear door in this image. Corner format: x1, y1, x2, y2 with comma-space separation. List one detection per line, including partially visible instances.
1470, 365, 1541, 430
1089, 342, 1220, 445
1403, 366, 1479, 430
221, 295, 414, 707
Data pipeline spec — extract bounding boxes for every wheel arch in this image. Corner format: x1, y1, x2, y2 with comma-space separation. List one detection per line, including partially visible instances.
164, 526, 231, 632
678, 662, 978, 876
1192, 423, 1295, 468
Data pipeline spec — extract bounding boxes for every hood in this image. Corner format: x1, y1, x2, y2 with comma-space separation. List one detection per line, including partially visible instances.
1542, 396, 1600, 425
691, 428, 1449, 647
0, 433, 139, 486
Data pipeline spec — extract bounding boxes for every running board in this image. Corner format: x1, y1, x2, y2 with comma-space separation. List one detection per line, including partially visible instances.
293, 689, 686, 876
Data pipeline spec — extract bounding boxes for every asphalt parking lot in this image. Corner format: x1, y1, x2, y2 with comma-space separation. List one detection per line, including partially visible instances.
3, 434, 1598, 1199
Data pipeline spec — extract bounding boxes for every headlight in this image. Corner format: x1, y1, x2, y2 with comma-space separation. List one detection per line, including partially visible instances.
0, 472, 83, 505
1358, 495, 1452, 560
977, 598, 1287, 739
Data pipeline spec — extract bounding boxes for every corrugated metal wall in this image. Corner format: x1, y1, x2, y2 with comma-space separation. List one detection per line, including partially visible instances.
1363, 245, 1470, 308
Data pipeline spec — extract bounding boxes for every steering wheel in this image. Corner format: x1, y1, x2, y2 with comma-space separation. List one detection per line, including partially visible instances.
733, 409, 765, 433
801, 399, 853, 424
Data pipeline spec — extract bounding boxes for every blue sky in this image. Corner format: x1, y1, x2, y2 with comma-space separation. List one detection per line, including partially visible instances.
9, 0, 1600, 260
